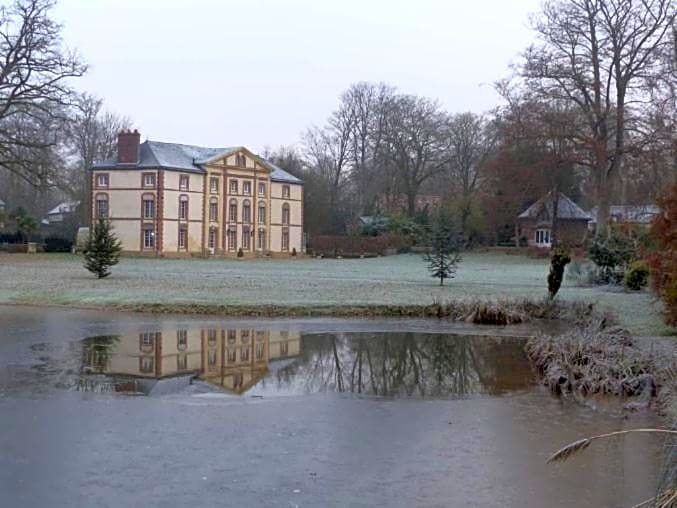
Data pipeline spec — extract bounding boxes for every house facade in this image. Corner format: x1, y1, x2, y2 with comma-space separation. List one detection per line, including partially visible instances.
89, 130, 303, 256
516, 192, 592, 248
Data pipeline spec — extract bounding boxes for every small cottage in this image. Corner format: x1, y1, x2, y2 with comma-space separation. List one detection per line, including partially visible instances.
516, 192, 591, 248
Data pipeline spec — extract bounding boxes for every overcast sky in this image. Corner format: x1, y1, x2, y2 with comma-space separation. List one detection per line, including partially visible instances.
55, 0, 542, 152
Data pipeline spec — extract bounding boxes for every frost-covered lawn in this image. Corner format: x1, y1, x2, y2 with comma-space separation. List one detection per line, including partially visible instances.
0, 252, 670, 335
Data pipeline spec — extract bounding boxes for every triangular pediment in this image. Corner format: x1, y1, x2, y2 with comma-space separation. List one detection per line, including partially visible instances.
201, 147, 273, 173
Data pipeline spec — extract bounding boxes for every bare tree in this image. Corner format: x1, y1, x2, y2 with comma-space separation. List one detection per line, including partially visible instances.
446, 112, 493, 235
0, 0, 86, 186
521, 0, 675, 236
384, 94, 450, 217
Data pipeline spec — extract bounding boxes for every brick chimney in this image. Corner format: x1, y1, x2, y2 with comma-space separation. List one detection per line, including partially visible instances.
118, 129, 141, 164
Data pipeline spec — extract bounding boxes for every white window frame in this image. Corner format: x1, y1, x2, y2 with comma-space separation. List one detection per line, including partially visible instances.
143, 227, 155, 249
96, 174, 109, 188
535, 228, 551, 247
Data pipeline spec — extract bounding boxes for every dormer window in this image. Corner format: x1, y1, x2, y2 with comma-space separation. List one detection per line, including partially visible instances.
143, 173, 156, 188
96, 174, 109, 188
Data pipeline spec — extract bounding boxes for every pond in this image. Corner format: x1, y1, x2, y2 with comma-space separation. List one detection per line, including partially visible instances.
0, 305, 669, 508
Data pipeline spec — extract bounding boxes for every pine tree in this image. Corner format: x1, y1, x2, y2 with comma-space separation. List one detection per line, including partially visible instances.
424, 221, 461, 286
84, 219, 122, 278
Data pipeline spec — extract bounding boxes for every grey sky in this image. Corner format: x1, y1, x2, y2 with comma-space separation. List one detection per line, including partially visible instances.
55, 0, 541, 152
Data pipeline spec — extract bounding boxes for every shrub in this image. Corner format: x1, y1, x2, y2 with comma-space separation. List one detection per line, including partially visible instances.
237, 248, 244, 258
44, 236, 73, 253
587, 227, 638, 283
645, 184, 677, 325
624, 261, 650, 291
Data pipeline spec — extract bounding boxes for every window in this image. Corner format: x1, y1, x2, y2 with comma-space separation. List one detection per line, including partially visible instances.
177, 330, 188, 351
241, 330, 250, 343
282, 185, 290, 198
179, 175, 189, 191
143, 196, 155, 219
281, 203, 290, 225
208, 228, 217, 251
258, 202, 266, 224
143, 173, 156, 188
96, 173, 109, 188
209, 197, 218, 222
227, 349, 237, 363
258, 182, 266, 196
257, 229, 266, 250
143, 227, 155, 249
229, 199, 237, 222
177, 354, 188, 370
281, 230, 289, 251
207, 328, 217, 346
280, 341, 288, 357
237, 154, 246, 167
140, 332, 155, 349
243, 181, 251, 196
95, 194, 108, 218
210, 177, 219, 193
241, 347, 250, 362
208, 349, 217, 367
227, 229, 237, 251
227, 329, 236, 344
256, 330, 266, 341
242, 228, 250, 250
255, 342, 264, 360
140, 356, 154, 373
242, 200, 251, 223
178, 227, 187, 250
233, 373, 244, 389
179, 196, 189, 220
535, 229, 551, 247
229, 179, 238, 194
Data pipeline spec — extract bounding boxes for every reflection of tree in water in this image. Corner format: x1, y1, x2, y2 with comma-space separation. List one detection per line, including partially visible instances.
80, 335, 121, 374
275, 333, 532, 397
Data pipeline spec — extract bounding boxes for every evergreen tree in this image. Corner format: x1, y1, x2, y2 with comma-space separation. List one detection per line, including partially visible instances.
424, 219, 461, 286
84, 219, 122, 278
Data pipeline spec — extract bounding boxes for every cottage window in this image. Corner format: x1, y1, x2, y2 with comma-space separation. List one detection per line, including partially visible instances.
229, 199, 237, 222
535, 229, 551, 247
179, 175, 189, 191
179, 195, 189, 220
229, 179, 238, 194
95, 194, 108, 218
282, 185, 290, 198
178, 227, 187, 250
258, 202, 266, 224
142, 196, 155, 219
143, 226, 155, 249
242, 200, 251, 223
227, 228, 237, 251
96, 174, 109, 188
281, 230, 289, 251
281, 203, 290, 225
209, 197, 218, 222
210, 177, 219, 193
143, 173, 156, 188
243, 181, 251, 196
258, 182, 266, 196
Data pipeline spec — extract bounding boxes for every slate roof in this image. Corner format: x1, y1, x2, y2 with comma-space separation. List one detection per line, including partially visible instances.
91, 140, 302, 184
518, 192, 592, 221
589, 205, 660, 225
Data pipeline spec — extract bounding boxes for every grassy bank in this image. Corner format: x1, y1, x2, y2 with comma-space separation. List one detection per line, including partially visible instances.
0, 252, 673, 335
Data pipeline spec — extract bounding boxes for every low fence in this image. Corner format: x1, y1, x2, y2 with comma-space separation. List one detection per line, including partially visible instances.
309, 234, 401, 256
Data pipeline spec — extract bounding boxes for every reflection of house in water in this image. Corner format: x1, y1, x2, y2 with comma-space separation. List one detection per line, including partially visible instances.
81, 328, 301, 394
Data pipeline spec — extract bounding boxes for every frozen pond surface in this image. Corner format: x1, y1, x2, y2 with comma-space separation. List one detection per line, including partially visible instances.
0, 305, 669, 507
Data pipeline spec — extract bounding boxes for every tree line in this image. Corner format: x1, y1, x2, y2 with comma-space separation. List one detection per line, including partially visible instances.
1, 0, 674, 246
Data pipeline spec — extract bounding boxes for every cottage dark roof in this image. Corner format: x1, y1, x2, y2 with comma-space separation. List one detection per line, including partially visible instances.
91, 140, 302, 184
518, 192, 591, 221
